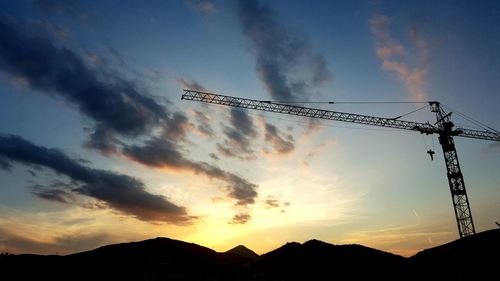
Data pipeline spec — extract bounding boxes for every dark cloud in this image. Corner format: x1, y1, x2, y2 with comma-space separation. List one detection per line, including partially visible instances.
107, 47, 126, 67
236, 0, 331, 101
32, 19, 69, 39
122, 137, 257, 206
217, 108, 258, 160
177, 78, 208, 92
264, 123, 295, 154
0, 17, 259, 211
264, 196, 290, 212
229, 213, 251, 224
209, 153, 219, 160
0, 17, 168, 152
85, 127, 120, 155
176, 79, 215, 137
164, 112, 193, 141
265, 197, 280, 208
311, 53, 331, 85
194, 110, 215, 138
0, 157, 12, 170
31, 182, 76, 203
0, 134, 192, 224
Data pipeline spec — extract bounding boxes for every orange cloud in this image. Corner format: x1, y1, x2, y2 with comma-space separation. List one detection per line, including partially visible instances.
370, 15, 430, 102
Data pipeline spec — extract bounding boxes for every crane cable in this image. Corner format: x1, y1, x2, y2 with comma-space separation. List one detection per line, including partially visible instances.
442, 104, 500, 134
269, 100, 429, 104
391, 104, 430, 120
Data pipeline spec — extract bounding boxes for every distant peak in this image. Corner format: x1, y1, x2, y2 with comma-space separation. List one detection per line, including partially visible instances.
225, 245, 259, 259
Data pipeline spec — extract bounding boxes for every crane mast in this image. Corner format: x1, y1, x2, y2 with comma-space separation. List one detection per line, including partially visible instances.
182, 89, 500, 238
430, 102, 475, 237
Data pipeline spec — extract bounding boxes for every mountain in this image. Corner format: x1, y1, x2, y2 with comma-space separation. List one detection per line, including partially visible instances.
2, 237, 248, 281
409, 229, 500, 280
255, 239, 407, 280
2, 229, 499, 280
225, 245, 259, 260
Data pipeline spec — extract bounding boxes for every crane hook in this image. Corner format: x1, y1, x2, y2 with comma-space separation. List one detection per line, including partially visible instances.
427, 149, 435, 161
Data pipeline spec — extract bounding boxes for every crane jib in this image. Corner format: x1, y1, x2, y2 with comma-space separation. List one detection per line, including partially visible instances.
182, 89, 500, 238
181, 89, 500, 142
182, 89, 440, 134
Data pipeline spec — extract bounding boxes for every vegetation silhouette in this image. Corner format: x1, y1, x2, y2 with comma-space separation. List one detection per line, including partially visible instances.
1, 229, 498, 280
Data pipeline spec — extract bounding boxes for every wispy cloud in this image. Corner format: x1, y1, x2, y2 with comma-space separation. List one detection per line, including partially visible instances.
0, 134, 193, 224
0, 226, 112, 255
264, 123, 295, 155
31, 182, 76, 204
186, 0, 217, 14
122, 137, 258, 206
177, 78, 208, 92
193, 109, 215, 138
370, 15, 430, 102
236, 0, 331, 101
34, 0, 93, 21
229, 213, 251, 224
264, 196, 290, 211
217, 108, 258, 160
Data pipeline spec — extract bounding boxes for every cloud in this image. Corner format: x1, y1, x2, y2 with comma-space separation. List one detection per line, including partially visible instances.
31, 182, 76, 203
34, 0, 92, 21
194, 110, 215, 138
122, 137, 258, 206
489, 142, 500, 149
229, 213, 251, 224
301, 140, 335, 167
177, 78, 208, 92
0, 17, 168, 152
0, 226, 112, 255
264, 123, 295, 154
186, 0, 217, 14
265, 197, 280, 208
370, 15, 430, 102
236, 0, 331, 101
0, 134, 192, 224
33, 0, 78, 16
217, 108, 258, 160
177, 79, 215, 137
0, 17, 258, 209
264, 196, 290, 213
32, 19, 69, 39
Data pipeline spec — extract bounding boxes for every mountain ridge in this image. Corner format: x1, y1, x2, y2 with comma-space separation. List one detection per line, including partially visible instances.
2, 229, 498, 280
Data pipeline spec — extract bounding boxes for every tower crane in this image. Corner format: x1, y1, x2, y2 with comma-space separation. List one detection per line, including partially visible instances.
181, 89, 500, 238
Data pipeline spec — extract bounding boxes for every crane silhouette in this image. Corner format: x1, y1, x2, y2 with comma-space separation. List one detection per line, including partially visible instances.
181, 89, 500, 238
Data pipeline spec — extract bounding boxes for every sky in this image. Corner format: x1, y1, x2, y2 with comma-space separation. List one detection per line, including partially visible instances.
0, 0, 499, 257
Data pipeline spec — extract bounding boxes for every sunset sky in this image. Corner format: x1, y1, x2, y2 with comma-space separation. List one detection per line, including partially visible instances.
0, 0, 499, 257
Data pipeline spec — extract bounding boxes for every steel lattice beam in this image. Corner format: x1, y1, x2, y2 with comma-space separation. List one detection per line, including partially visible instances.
182, 89, 500, 238
182, 90, 438, 134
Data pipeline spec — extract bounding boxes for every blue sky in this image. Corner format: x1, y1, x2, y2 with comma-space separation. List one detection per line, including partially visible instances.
0, 0, 499, 256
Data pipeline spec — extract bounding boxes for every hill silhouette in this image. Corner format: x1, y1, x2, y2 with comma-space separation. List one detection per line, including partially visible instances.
255, 239, 406, 280
1, 229, 498, 280
409, 228, 500, 280
225, 245, 259, 260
